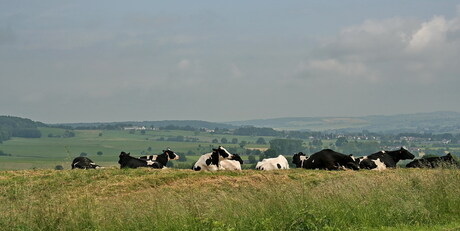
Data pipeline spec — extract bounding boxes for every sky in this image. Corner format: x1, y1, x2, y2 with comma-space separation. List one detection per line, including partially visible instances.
1, 1, 460, 123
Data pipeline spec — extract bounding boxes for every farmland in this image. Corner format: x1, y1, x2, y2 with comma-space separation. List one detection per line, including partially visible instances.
1, 124, 460, 171
0, 127, 273, 170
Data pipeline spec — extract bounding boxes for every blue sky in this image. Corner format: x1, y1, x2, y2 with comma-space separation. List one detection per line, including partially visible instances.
1, 1, 460, 123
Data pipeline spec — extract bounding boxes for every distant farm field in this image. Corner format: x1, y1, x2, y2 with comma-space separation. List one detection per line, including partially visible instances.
0, 128, 272, 170
1, 168, 459, 230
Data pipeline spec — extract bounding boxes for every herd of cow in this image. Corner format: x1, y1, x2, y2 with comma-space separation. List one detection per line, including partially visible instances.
71, 146, 459, 171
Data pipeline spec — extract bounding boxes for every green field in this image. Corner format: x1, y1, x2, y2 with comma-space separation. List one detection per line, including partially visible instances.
1, 168, 459, 230
0, 127, 272, 170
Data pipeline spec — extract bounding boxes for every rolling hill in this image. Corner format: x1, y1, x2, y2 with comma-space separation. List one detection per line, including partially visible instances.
227, 111, 460, 133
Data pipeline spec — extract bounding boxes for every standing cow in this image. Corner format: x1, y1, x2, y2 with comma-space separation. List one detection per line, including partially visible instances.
256, 155, 290, 170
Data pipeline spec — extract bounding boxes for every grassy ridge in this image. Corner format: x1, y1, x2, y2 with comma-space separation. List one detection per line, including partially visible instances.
1, 168, 459, 230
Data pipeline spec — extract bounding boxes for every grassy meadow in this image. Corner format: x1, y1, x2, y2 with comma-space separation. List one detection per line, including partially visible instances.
1, 168, 460, 230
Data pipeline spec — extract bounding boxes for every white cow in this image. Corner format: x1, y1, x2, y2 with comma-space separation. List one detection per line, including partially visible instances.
256, 155, 290, 170
220, 159, 243, 170
193, 146, 241, 171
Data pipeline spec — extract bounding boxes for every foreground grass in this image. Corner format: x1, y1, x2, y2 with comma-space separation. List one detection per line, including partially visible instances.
1, 168, 459, 231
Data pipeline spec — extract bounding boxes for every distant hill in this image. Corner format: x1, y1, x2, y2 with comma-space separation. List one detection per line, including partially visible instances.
227, 111, 460, 133
54, 120, 237, 130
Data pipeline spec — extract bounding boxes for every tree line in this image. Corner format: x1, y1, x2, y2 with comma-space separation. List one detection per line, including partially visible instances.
0, 116, 43, 142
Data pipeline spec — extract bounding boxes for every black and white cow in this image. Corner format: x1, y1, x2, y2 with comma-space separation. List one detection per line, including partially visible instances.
220, 154, 244, 170
192, 146, 236, 171
359, 147, 415, 170
303, 149, 359, 170
256, 155, 290, 170
406, 153, 459, 168
139, 148, 179, 168
71, 157, 101, 169
118, 151, 163, 169
292, 152, 308, 168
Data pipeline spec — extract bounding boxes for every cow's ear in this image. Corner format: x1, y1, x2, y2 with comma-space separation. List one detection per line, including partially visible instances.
212, 148, 217, 152
162, 150, 166, 153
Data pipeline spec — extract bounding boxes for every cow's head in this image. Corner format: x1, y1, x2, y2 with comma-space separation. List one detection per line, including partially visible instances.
345, 154, 360, 170
398, 147, 415, 160
163, 148, 179, 160
292, 152, 308, 168
118, 151, 131, 164
209, 146, 234, 166
213, 146, 233, 159
230, 153, 243, 165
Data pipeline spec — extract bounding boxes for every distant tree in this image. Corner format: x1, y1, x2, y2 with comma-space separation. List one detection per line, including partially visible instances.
212, 138, 219, 143
80, 152, 87, 157
0, 150, 11, 156
55, 165, 64, 170
97, 151, 103, 156
232, 138, 238, 144
311, 139, 323, 147
141, 130, 146, 135
239, 140, 248, 148
256, 137, 267, 145
261, 149, 278, 159
269, 139, 303, 155
147, 147, 152, 152
248, 155, 256, 164
335, 137, 348, 147
99, 133, 103, 137
221, 137, 228, 144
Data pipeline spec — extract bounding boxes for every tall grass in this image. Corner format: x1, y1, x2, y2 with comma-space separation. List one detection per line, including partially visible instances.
1, 168, 459, 230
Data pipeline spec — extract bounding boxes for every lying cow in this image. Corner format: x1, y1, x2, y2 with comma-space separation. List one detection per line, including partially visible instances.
256, 155, 289, 170
139, 148, 179, 168
406, 153, 459, 168
292, 152, 308, 168
192, 146, 237, 171
71, 157, 101, 169
359, 147, 415, 170
220, 154, 244, 170
303, 149, 359, 170
118, 151, 163, 169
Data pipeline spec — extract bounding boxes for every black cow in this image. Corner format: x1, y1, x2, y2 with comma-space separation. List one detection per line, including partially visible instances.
139, 148, 179, 168
292, 152, 308, 168
406, 153, 459, 168
192, 146, 236, 171
359, 147, 415, 170
303, 149, 359, 170
71, 157, 101, 169
118, 151, 163, 169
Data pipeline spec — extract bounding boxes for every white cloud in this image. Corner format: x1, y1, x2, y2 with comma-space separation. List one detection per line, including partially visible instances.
408, 16, 449, 51
296, 11, 460, 85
